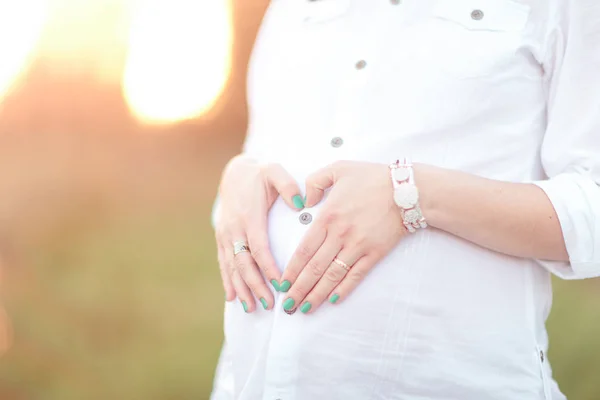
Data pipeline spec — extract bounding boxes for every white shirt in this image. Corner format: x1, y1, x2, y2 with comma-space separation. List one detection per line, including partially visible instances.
211, 0, 600, 399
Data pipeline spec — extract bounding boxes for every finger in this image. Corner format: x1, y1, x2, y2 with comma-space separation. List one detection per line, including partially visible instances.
264, 163, 305, 210
304, 163, 337, 208
224, 241, 256, 313
217, 243, 236, 301
246, 215, 282, 292
327, 255, 378, 305
282, 237, 343, 313
298, 248, 361, 314
231, 234, 275, 310
233, 251, 275, 310
279, 223, 327, 292
232, 268, 256, 313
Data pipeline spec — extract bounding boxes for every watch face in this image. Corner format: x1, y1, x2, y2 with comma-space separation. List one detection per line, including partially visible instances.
394, 184, 419, 209
392, 167, 410, 183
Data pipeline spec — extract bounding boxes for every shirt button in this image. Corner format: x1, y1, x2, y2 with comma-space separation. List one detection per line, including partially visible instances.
330, 136, 344, 148
471, 9, 484, 20
355, 60, 367, 70
299, 212, 312, 225
390, 0, 401, 4
540, 350, 544, 363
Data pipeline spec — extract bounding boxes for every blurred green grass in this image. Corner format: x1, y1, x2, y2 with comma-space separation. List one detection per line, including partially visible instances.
0, 206, 224, 400
0, 205, 598, 399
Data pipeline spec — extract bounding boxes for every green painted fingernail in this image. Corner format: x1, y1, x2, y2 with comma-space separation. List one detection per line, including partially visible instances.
329, 294, 340, 304
271, 279, 280, 292
279, 280, 291, 292
292, 195, 305, 209
241, 300, 249, 313
300, 302, 312, 313
283, 298, 295, 311
260, 298, 268, 310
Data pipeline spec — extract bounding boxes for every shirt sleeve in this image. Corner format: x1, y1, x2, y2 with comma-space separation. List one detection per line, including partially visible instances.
532, 0, 600, 279
211, 193, 221, 230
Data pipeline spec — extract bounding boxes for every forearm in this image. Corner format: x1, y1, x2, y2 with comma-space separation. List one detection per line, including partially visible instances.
416, 163, 569, 262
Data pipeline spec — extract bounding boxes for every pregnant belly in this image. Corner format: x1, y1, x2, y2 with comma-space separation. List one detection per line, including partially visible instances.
225, 198, 546, 398
224, 192, 550, 398
266, 196, 317, 274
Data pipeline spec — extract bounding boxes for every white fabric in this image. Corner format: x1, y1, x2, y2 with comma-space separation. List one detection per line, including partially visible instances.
211, 0, 600, 399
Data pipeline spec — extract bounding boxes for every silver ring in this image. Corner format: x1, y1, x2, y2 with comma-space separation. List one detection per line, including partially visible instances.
333, 257, 350, 272
233, 241, 250, 256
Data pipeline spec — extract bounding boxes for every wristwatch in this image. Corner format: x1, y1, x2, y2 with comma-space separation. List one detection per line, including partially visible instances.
389, 158, 427, 233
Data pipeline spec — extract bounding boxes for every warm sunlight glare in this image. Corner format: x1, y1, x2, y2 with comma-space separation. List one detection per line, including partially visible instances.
0, 0, 47, 101
38, 0, 133, 83
123, 0, 232, 124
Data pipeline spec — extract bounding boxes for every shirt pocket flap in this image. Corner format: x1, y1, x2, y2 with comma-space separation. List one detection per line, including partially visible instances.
432, 0, 530, 32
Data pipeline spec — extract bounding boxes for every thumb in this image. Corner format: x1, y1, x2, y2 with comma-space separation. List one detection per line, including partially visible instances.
263, 163, 305, 210
304, 164, 336, 208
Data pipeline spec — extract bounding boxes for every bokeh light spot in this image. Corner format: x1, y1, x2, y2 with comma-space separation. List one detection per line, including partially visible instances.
123, 0, 233, 125
0, 0, 48, 101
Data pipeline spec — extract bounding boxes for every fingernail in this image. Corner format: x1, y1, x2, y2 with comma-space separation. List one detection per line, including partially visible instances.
279, 280, 291, 292
329, 294, 340, 304
260, 298, 268, 310
283, 298, 295, 311
300, 302, 312, 314
241, 300, 249, 313
292, 195, 305, 209
271, 279, 280, 292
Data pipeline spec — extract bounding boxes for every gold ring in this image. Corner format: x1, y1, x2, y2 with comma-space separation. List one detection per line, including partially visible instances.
333, 257, 350, 272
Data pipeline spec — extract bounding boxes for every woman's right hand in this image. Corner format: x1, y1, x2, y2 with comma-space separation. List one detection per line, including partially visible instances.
215, 155, 304, 312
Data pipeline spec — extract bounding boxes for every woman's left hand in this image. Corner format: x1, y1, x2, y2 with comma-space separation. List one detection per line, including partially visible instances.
279, 160, 409, 314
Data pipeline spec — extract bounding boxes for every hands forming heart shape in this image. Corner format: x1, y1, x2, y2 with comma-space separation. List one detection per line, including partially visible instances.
215, 155, 407, 315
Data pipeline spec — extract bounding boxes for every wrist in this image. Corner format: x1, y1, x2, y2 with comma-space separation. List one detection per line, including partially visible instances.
223, 154, 258, 180
228, 153, 258, 169
220, 154, 261, 195
412, 163, 445, 229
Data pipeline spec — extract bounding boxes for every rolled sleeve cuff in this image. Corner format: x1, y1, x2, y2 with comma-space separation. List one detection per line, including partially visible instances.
533, 172, 600, 279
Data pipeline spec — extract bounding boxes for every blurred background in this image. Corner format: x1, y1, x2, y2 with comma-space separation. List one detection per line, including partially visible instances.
0, 0, 597, 399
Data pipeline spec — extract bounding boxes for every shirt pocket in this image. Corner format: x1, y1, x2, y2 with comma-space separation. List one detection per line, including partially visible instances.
300, 0, 352, 25
427, 0, 531, 79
